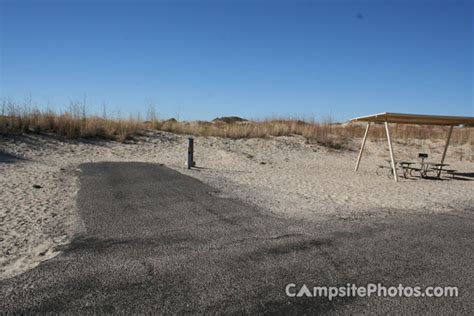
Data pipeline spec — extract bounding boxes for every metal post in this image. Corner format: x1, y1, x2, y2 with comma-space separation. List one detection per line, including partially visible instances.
354, 122, 371, 172
440, 126, 453, 165
385, 121, 398, 182
187, 137, 194, 169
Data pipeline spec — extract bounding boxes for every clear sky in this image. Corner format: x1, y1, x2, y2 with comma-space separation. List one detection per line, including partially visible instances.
1, 0, 472, 121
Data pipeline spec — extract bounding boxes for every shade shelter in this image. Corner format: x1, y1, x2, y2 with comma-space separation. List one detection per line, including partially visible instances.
350, 112, 474, 182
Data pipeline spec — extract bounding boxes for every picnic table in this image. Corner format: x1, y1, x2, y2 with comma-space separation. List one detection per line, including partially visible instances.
377, 160, 415, 179
420, 162, 452, 178
398, 161, 417, 178
378, 160, 456, 179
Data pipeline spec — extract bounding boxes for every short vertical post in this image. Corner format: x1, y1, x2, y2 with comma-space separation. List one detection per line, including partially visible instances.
440, 126, 453, 165
187, 137, 194, 169
385, 121, 398, 182
354, 122, 371, 172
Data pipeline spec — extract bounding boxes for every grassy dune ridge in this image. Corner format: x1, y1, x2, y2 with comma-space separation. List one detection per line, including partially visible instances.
0, 104, 472, 148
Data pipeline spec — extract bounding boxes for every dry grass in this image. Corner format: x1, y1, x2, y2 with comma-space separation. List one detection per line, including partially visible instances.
0, 104, 145, 142
156, 119, 473, 147
156, 119, 351, 148
1, 104, 472, 149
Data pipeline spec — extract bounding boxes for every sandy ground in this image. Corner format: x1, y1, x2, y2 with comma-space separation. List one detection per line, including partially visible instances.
1, 131, 473, 279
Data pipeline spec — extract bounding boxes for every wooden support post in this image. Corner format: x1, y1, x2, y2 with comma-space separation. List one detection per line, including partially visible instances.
385, 121, 398, 182
440, 126, 453, 165
354, 122, 371, 172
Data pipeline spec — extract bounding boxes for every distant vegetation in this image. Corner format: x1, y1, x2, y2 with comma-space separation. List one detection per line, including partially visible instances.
212, 116, 248, 124
156, 118, 473, 149
0, 103, 472, 149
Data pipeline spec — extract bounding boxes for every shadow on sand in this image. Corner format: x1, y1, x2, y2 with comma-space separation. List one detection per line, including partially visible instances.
453, 172, 474, 179
0, 149, 25, 163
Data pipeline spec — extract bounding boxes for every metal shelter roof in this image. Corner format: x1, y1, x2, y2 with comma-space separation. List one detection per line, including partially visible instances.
350, 112, 474, 126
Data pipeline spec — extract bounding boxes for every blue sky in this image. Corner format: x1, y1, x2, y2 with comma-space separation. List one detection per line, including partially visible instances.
1, 0, 472, 121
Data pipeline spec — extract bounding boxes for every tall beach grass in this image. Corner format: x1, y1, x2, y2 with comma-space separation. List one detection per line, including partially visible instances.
1, 103, 472, 149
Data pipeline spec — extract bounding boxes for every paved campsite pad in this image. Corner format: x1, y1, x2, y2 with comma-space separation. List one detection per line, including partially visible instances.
1, 162, 472, 313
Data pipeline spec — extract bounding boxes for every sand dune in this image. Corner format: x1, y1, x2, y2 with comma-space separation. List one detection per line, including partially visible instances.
0, 131, 472, 279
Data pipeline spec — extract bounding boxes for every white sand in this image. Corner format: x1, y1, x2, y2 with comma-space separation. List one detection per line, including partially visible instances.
1, 131, 473, 279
